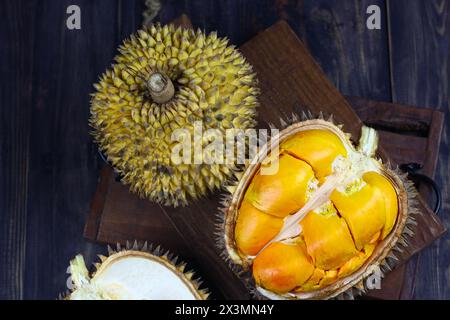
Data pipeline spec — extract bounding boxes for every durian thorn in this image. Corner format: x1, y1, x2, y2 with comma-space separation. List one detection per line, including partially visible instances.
147, 71, 175, 104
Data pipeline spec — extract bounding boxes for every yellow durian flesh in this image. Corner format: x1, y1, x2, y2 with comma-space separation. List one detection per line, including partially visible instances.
244, 153, 315, 218
235, 200, 283, 256
338, 244, 376, 278
296, 268, 325, 292
231, 124, 400, 297
331, 182, 386, 250
363, 171, 399, 238
252, 241, 314, 293
301, 209, 358, 270
281, 129, 347, 178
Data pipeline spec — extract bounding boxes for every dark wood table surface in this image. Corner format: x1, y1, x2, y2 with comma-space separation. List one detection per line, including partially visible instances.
0, 0, 448, 299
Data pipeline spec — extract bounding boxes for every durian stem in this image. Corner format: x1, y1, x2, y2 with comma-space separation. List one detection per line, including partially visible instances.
358, 126, 379, 157
147, 72, 175, 104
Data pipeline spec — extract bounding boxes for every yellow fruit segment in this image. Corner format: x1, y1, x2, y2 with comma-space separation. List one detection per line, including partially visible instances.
318, 270, 339, 287
245, 153, 314, 217
253, 242, 314, 293
281, 130, 347, 178
301, 211, 358, 269
235, 200, 283, 256
331, 184, 386, 250
363, 172, 398, 239
296, 268, 325, 292
338, 244, 376, 278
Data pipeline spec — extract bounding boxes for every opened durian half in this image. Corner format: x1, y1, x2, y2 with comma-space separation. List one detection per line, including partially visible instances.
90, 23, 259, 207
220, 116, 417, 300
66, 242, 209, 300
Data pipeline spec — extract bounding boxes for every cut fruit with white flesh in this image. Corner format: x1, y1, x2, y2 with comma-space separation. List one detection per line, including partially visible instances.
68, 251, 202, 300
255, 126, 380, 256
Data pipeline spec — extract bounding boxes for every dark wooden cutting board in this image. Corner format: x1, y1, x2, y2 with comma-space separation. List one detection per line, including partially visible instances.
84, 20, 446, 299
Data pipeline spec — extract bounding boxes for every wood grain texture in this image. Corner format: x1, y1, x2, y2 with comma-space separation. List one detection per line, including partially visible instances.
159, 0, 277, 45
1, 0, 449, 299
387, 0, 450, 299
0, 0, 35, 300
159, 0, 391, 101
240, 21, 364, 138
0, 0, 146, 299
22, 0, 122, 299
285, 0, 391, 101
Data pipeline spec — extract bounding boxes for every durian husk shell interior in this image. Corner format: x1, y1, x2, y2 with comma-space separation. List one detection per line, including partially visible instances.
93, 250, 205, 300
223, 119, 409, 300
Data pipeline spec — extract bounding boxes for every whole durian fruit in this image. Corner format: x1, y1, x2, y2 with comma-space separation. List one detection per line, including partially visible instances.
90, 24, 259, 206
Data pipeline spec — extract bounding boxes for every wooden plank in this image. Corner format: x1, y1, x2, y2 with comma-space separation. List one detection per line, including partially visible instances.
388, 0, 450, 299
0, 0, 36, 300
117, 0, 145, 37
240, 21, 364, 138
294, 0, 391, 101
19, 0, 138, 299
159, 0, 277, 45
159, 0, 391, 101
84, 163, 112, 241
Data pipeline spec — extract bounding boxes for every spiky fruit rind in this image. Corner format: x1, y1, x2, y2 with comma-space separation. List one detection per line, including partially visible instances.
217, 113, 418, 300
90, 24, 259, 206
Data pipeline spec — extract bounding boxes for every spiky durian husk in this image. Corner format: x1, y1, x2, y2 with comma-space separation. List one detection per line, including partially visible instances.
63, 241, 209, 300
90, 24, 259, 206
215, 112, 419, 300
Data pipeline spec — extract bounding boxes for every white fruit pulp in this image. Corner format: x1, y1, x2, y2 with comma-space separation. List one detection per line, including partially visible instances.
92, 256, 197, 300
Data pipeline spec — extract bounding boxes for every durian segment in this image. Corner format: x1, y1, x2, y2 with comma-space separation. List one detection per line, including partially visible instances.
301, 210, 358, 270
67, 247, 208, 300
296, 268, 325, 292
235, 200, 283, 256
281, 129, 347, 178
331, 183, 386, 250
362, 172, 399, 239
90, 24, 259, 206
244, 153, 315, 217
318, 270, 339, 287
253, 241, 314, 293
338, 244, 375, 278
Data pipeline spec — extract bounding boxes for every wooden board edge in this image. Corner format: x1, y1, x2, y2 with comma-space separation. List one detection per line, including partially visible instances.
83, 166, 113, 241
424, 110, 445, 178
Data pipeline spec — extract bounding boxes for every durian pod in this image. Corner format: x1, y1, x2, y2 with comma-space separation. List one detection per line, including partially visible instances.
90, 23, 259, 207
218, 115, 418, 300
64, 241, 209, 300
